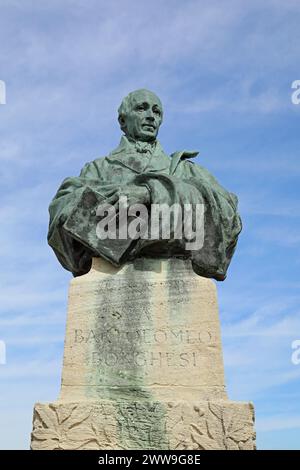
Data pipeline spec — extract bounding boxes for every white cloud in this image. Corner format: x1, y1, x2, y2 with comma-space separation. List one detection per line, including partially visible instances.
0, 0, 300, 450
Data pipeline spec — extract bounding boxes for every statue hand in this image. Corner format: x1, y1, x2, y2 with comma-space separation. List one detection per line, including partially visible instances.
105, 184, 150, 208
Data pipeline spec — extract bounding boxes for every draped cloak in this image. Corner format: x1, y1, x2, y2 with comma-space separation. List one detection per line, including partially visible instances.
48, 136, 242, 281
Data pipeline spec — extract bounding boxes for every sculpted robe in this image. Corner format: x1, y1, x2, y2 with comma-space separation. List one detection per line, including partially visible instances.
48, 136, 242, 280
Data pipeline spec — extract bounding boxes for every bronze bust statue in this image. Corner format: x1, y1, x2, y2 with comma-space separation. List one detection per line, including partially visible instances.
48, 89, 242, 280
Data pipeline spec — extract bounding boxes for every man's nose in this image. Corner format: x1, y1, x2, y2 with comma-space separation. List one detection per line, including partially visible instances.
145, 110, 155, 120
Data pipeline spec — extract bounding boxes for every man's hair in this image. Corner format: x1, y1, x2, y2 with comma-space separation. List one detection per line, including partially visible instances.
118, 89, 163, 133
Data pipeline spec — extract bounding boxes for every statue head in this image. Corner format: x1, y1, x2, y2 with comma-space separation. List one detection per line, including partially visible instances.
118, 89, 163, 143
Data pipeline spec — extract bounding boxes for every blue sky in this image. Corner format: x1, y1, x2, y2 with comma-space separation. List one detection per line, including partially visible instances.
0, 0, 300, 450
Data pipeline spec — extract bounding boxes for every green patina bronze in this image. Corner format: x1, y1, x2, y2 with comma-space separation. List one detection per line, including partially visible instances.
48, 89, 242, 281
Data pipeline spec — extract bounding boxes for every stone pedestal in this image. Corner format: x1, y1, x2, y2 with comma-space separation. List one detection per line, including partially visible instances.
31, 258, 255, 450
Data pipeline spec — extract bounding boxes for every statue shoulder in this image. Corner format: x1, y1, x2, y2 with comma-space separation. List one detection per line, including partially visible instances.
178, 158, 239, 207
173, 155, 211, 180
79, 155, 109, 179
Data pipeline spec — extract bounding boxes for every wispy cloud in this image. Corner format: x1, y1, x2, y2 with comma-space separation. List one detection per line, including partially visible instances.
1, 0, 300, 450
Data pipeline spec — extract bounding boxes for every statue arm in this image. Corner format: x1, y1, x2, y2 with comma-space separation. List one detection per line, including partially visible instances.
47, 157, 149, 275
129, 164, 242, 280
47, 159, 108, 275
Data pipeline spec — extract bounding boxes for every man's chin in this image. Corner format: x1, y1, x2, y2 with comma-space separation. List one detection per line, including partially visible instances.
126, 130, 157, 143
137, 131, 157, 142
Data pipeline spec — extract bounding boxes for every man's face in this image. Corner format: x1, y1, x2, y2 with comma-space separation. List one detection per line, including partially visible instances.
124, 91, 163, 142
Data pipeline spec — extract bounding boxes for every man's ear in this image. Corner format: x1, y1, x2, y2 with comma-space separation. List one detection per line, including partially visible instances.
118, 115, 126, 132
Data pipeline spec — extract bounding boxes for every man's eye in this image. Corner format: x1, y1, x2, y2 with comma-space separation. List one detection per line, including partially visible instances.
137, 106, 145, 112
154, 109, 161, 115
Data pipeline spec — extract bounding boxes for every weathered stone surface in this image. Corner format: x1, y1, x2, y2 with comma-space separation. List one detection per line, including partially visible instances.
31, 400, 255, 450
31, 258, 256, 450
60, 257, 226, 402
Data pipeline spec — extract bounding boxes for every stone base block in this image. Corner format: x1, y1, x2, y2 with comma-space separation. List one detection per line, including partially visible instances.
31, 400, 255, 450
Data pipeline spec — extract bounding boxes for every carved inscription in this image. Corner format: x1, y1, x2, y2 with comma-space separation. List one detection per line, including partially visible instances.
72, 327, 215, 368
74, 328, 213, 345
